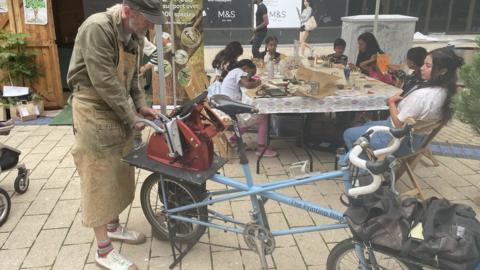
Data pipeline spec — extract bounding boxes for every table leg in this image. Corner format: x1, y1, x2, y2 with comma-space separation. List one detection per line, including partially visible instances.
300, 114, 314, 172
256, 114, 271, 174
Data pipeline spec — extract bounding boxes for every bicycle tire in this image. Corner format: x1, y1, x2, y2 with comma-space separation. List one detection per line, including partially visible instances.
140, 173, 208, 244
326, 238, 421, 270
0, 188, 11, 226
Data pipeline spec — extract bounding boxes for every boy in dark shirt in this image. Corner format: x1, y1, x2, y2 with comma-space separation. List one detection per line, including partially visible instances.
327, 38, 348, 66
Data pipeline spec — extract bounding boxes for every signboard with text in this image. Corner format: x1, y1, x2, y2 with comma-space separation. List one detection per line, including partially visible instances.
203, 0, 252, 28
257, 0, 301, 29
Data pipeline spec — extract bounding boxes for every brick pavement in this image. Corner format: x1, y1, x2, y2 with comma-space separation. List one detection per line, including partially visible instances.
0, 124, 479, 270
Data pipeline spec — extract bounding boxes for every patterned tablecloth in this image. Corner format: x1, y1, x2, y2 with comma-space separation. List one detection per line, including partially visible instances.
242, 67, 402, 114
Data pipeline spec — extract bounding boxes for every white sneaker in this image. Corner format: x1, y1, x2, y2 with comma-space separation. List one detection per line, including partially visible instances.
107, 226, 146, 245
95, 249, 138, 270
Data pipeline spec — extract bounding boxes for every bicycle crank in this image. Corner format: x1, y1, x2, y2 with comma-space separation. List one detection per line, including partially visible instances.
243, 223, 276, 269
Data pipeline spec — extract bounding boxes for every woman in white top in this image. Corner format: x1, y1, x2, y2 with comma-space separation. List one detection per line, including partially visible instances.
298, 0, 313, 57
343, 47, 463, 157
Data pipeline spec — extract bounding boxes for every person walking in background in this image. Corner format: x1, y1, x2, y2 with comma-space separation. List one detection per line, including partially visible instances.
297, 0, 313, 57
251, 0, 269, 59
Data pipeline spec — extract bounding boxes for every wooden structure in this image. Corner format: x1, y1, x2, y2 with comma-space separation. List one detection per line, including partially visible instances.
0, 0, 63, 108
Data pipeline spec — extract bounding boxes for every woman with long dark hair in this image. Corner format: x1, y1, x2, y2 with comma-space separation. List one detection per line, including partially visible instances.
298, 0, 313, 57
355, 32, 383, 74
212, 41, 244, 81
344, 47, 463, 157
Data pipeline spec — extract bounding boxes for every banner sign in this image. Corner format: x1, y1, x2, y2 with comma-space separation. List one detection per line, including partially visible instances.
257, 0, 301, 29
203, 0, 252, 28
153, 0, 207, 105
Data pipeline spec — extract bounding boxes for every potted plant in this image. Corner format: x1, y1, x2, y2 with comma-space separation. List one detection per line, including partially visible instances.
456, 38, 480, 134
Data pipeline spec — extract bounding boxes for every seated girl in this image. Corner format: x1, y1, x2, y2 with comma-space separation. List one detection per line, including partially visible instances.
258, 36, 282, 63
401, 46, 428, 96
220, 59, 277, 157
354, 32, 383, 75
212, 41, 244, 82
344, 48, 463, 157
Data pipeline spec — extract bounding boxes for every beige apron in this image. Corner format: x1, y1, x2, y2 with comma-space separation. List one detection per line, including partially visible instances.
71, 37, 139, 228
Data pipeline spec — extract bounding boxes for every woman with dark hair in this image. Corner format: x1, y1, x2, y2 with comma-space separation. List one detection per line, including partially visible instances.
401, 46, 428, 96
355, 32, 383, 74
297, 0, 313, 57
344, 47, 463, 157
212, 41, 244, 81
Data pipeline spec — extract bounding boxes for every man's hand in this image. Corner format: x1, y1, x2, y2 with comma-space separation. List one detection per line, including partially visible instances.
387, 94, 403, 106
139, 106, 158, 120
133, 121, 146, 131
139, 63, 154, 76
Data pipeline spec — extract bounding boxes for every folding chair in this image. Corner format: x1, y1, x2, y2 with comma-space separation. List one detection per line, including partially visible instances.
395, 123, 444, 200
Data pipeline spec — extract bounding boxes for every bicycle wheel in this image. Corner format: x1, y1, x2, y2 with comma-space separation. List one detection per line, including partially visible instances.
0, 188, 11, 226
326, 238, 421, 270
14, 167, 29, 194
140, 173, 208, 244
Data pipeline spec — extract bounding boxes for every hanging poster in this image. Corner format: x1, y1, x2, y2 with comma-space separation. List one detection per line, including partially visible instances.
0, 0, 8, 13
153, 0, 207, 105
255, 0, 301, 29
203, 0, 252, 28
24, 0, 48, 25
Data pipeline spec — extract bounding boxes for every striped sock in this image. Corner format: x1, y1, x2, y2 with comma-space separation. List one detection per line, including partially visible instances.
107, 218, 120, 232
97, 239, 113, 258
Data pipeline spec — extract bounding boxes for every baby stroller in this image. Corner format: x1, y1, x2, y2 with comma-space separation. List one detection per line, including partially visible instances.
0, 120, 29, 226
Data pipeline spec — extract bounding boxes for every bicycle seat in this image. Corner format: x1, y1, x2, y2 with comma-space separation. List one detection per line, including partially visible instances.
209, 95, 258, 116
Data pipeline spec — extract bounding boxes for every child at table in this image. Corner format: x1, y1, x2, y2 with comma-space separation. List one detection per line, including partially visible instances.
258, 36, 282, 63
220, 59, 278, 157
327, 38, 348, 66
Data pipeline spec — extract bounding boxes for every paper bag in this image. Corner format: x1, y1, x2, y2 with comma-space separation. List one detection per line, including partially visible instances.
295, 66, 340, 98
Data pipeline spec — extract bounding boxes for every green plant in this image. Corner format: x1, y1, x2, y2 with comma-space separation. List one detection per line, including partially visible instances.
0, 31, 40, 88
456, 38, 480, 133
25, 0, 46, 22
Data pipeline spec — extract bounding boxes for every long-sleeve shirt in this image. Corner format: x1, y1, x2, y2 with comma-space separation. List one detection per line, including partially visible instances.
143, 37, 158, 66
67, 6, 146, 127
299, 7, 312, 26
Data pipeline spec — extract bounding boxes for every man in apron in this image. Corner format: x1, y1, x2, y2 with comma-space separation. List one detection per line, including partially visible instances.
67, 1, 162, 269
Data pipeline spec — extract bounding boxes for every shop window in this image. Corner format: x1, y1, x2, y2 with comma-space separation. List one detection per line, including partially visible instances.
471, 0, 480, 32
408, 0, 428, 32
449, 0, 470, 32
429, 0, 450, 33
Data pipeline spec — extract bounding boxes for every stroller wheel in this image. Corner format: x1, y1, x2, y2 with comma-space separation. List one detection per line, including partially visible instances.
14, 167, 29, 194
0, 188, 11, 226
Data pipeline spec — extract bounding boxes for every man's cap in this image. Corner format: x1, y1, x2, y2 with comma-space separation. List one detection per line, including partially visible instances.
123, 0, 163, 24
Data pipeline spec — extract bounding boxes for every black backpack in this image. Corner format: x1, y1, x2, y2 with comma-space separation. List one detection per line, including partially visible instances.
410, 198, 480, 270
344, 186, 418, 250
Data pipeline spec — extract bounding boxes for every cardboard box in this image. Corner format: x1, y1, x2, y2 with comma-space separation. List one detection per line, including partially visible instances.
0, 106, 7, 122
9, 101, 39, 121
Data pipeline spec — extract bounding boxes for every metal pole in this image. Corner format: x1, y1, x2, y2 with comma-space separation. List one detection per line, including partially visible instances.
155, 24, 167, 115
373, 0, 380, 36
169, 0, 177, 108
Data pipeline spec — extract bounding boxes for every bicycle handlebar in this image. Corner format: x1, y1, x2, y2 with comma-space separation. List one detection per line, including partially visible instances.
347, 123, 414, 197
134, 118, 165, 133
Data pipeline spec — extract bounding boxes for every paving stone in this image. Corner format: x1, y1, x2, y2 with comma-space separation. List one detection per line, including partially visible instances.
433, 163, 471, 187
64, 213, 94, 245
83, 263, 102, 270
60, 178, 80, 200
272, 246, 306, 270
52, 243, 90, 270
20, 153, 47, 171
240, 250, 275, 270
20, 267, 51, 270
149, 256, 180, 270
0, 202, 29, 233
463, 174, 480, 188
281, 204, 315, 228
30, 160, 60, 179
0, 232, 8, 248
430, 177, 467, 200
57, 155, 76, 168
44, 130, 67, 142
4, 133, 29, 148
56, 134, 75, 147
18, 136, 45, 149
44, 199, 80, 229
263, 213, 296, 249
126, 207, 152, 238
44, 167, 76, 189
22, 228, 68, 268
43, 146, 71, 161
150, 238, 173, 258
209, 226, 240, 252
119, 239, 151, 270
31, 140, 58, 154
457, 186, 480, 205
294, 233, 329, 266
0, 248, 29, 270
3, 215, 47, 249
211, 250, 243, 270
10, 179, 46, 204
437, 156, 477, 176
26, 188, 63, 215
